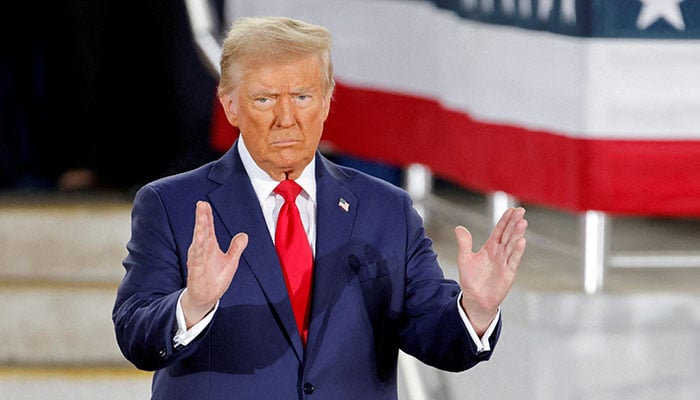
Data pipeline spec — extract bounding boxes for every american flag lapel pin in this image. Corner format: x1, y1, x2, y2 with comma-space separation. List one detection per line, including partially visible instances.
338, 197, 350, 212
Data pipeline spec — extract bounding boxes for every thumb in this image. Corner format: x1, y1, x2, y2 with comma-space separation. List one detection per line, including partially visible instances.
454, 226, 473, 256
226, 232, 249, 260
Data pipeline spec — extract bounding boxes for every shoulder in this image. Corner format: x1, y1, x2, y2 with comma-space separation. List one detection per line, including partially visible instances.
318, 155, 412, 212
137, 145, 240, 198
129, 158, 225, 216
319, 155, 406, 197
139, 162, 214, 197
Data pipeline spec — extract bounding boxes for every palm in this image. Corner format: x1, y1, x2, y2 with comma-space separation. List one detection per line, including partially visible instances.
458, 241, 516, 309
455, 207, 527, 331
184, 201, 248, 323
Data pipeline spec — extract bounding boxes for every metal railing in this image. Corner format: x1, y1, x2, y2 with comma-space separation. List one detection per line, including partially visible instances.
404, 163, 700, 295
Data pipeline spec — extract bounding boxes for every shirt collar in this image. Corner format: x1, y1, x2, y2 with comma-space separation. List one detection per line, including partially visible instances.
237, 136, 317, 203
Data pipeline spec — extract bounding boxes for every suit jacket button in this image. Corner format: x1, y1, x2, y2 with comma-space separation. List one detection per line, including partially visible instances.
303, 383, 315, 394
158, 348, 167, 359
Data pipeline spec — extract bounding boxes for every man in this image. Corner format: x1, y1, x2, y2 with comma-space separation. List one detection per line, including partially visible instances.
112, 16, 528, 399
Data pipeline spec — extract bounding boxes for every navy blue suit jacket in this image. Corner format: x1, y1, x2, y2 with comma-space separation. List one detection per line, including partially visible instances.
112, 143, 500, 399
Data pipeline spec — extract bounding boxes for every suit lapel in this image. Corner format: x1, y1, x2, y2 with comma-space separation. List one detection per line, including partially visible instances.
307, 156, 358, 348
204, 148, 360, 359
206, 146, 305, 360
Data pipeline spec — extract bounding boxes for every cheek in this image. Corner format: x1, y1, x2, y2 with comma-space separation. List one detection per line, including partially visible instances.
238, 111, 273, 133
305, 106, 328, 129
310, 112, 327, 138
240, 130, 267, 155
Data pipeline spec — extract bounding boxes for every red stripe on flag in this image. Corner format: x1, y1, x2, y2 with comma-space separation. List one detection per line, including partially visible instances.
323, 82, 700, 217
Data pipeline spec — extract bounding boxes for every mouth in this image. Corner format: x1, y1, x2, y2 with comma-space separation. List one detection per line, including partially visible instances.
271, 138, 303, 147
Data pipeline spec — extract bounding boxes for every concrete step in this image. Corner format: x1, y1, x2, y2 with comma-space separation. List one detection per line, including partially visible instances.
0, 195, 133, 367
0, 283, 126, 366
0, 367, 151, 400
0, 198, 131, 283
0, 194, 151, 397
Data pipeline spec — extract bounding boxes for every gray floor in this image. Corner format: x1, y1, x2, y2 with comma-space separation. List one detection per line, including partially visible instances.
408, 181, 700, 400
1, 183, 699, 400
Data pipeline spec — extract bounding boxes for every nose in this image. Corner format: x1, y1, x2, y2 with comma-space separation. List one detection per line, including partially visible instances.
274, 96, 295, 128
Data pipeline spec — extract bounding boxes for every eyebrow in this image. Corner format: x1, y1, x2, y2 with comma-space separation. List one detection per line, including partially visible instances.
249, 85, 317, 98
248, 89, 278, 99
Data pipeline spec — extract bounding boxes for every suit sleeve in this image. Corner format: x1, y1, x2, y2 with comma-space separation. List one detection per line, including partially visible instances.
397, 192, 501, 372
112, 184, 207, 371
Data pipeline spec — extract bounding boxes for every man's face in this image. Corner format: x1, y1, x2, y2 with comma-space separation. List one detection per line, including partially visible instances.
220, 55, 331, 181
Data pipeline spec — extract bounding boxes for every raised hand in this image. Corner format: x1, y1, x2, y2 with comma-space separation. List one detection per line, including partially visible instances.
181, 201, 248, 328
455, 207, 527, 335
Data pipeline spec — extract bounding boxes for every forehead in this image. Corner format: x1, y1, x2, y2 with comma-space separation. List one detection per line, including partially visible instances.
238, 55, 324, 91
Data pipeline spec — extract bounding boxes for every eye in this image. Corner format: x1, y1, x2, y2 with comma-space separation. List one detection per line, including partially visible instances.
253, 96, 276, 109
294, 94, 313, 105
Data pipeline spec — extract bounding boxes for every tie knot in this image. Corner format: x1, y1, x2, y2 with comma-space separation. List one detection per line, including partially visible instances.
274, 179, 303, 203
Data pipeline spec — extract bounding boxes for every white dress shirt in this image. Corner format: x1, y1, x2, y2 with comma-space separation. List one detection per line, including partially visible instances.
174, 137, 499, 352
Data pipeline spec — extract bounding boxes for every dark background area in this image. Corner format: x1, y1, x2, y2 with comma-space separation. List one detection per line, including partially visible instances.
0, 0, 225, 194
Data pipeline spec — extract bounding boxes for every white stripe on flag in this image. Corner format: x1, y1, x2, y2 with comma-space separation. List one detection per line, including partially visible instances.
224, 0, 700, 140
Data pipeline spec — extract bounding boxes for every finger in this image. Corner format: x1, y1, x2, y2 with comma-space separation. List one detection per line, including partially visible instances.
483, 207, 514, 254
503, 207, 525, 240
499, 207, 526, 249
506, 236, 527, 272
190, 202, 208, 257
198, 201, 215, 233
216, 233, 248, 281
189, 201, 217, 267
514, 214, 528, 237
508, 215, 528, 250
191, 202, 201, 243
193, 201, 210, 240
198, 201, 221, 251
454, 225, 474, 258
491, 207, 515, 243
512, 207, 526, 230
502, 217, 528, 263
226, 232, 249, 260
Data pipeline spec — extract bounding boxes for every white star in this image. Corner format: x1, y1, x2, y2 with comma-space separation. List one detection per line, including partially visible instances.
637, 0, 686, 30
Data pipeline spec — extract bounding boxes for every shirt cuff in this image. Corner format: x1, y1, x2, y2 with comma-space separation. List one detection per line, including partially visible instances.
173, 289, 218, 347
457, 291, 500, 353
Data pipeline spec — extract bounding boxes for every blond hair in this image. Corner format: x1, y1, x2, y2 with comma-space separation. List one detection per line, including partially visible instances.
218, 16, 335, 97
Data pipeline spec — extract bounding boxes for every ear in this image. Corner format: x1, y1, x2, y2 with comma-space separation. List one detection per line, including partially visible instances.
219, 93, 239, 127
321, 93, 332, 122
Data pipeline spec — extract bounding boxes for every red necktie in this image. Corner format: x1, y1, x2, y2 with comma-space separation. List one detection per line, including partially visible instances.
274, 179, 313, 345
